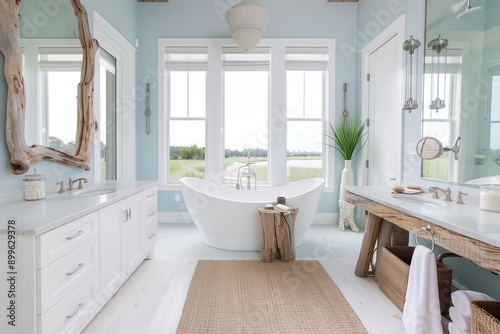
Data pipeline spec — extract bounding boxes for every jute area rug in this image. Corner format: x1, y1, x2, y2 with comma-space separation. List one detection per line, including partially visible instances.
176, 260, 367, 333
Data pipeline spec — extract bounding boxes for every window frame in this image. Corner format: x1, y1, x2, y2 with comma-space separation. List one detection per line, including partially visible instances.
487, 65, 500, 150
158, 38, 335, 190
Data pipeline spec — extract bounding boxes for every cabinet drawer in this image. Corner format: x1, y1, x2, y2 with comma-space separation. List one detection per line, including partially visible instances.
38, 270, 99, 334
142, 186, 157, 220
144, 202, 157, 223
144, 216, 158, 249
143, 186, 157, 206
38, 212, 99, 269
38, 237, 99, 314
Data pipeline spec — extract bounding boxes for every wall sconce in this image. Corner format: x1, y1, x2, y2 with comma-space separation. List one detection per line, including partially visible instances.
225, 0, 269, 51
402, 36, 421, 112
427, 34, 448, 112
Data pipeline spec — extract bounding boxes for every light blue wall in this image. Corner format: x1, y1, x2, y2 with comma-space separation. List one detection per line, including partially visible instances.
135, 0, 359, 215
19, 0, 78, 39
356, 0, 426, 184
0, 0, 138, 194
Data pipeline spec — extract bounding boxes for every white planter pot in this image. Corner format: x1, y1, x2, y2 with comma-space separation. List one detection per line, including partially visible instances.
339, 160, 354, 202
338, 160, 359, 231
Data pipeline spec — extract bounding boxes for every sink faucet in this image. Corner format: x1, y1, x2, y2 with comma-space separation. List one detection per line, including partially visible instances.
68, 178, 88, 191
455, 191, 468, 204
429, 186, 452, 201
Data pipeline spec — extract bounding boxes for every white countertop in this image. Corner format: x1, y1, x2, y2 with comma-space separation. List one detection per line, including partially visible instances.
0, 180, 157, 235
345, 186, 500, 248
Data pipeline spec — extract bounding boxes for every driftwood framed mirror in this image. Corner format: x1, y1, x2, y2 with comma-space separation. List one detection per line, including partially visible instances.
0, 0, 98, 175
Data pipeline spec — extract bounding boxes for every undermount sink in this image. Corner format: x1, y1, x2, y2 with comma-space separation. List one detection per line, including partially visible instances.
391, 194, 447, 208
73, 186, 117, 197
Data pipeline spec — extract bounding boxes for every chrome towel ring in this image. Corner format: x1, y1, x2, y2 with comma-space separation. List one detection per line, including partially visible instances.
415, 225, 436, 253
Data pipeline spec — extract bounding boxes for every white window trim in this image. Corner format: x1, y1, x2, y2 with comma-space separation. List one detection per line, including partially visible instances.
158, 38, 335, 190
93, 11, 136, 181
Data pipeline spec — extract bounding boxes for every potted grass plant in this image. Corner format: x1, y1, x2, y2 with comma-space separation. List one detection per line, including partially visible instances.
325, 116, 367, 231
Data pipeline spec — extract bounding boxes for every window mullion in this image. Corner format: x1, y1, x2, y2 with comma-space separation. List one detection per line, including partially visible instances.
302, 71, 306, 119
186, 72, 190, 118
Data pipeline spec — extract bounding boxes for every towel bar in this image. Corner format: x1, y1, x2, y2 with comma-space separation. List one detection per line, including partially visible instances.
415, 225, 435, 253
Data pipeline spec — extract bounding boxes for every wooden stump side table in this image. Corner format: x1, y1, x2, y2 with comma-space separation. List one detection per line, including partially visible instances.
258, 207, 298, 263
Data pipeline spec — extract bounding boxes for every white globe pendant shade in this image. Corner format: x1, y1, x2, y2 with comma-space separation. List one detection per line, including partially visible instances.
225, 0, 269, 51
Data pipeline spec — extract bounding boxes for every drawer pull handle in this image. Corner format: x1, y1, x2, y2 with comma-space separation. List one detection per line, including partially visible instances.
148, 211, 156, 217
66, 263, 85, 276
147, 194, 155, 198
66, 230, 84, 240
66, 303, 84, 319
148, 233, 156, 240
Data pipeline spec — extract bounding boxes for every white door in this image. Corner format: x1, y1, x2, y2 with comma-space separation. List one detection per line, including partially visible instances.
362, 17, 405, 187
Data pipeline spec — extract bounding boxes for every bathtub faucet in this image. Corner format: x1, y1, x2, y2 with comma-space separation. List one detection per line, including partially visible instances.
236, 153, 257, 190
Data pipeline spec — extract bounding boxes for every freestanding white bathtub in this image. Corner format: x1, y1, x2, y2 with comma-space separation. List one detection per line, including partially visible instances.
180, 177, 325, 251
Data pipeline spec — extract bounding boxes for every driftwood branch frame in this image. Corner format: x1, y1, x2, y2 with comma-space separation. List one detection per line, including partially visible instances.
0, 0, 98, 175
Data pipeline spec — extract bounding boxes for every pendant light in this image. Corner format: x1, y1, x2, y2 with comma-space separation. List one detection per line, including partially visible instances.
225, 0, 269, 51
402, 36, 421, 112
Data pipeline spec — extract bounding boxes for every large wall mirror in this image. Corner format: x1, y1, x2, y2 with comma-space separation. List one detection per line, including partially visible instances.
423, 0, 500, 185
0, 0, 98, 175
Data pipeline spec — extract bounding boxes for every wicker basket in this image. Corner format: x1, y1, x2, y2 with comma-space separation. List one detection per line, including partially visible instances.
378, 246, 452, 315
471, 300, 500, 334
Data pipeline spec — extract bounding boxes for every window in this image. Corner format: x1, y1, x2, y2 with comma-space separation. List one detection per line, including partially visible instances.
422, 48, 462, 181
164, 47, 208, 181
286, 47, 329, 182
223, 47, 270, 183
158, 39, 335, 188
489, 66, 500, 149
21, 43, 83, 153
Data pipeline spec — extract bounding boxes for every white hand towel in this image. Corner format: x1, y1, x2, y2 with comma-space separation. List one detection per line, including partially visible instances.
402, 245, 443, 334
449, 306, 471, 331
451, 290, 494, 315
448, 321, 471, 334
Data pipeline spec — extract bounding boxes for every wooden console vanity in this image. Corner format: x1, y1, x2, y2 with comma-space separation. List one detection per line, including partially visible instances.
345, 186, 500, 278
0, 181, 158, 334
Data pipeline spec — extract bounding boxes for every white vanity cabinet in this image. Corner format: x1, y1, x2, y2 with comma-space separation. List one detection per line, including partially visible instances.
0, 182, 158, 334
99, 188, 155, 304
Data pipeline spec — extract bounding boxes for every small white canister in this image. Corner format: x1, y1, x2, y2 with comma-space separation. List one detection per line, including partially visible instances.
23, 169, 46, 201
479, 185, 500, 213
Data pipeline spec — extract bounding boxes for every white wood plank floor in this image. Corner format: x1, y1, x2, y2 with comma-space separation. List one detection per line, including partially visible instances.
83, 224, 408, 334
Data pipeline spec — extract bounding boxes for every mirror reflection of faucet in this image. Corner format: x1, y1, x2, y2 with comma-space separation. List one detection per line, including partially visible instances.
236, 153, 257, 190
492, 156, 500, 166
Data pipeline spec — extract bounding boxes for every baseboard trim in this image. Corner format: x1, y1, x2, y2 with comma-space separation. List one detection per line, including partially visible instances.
158, 212, 368, 230
312, 213, 337, 225
159, 212, 340, 225
158, 212, 193, 224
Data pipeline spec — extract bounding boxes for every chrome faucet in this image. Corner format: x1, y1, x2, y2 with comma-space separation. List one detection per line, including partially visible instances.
68, 178, 88, 191
429, 186, 452, 201
236, 153, 257, 190
455, 191, 468, 204
57, 181, 66, 193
